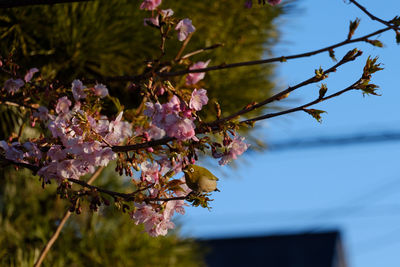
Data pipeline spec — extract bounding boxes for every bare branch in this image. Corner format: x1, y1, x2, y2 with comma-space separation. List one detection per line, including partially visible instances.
99, 25, 392, 83
349, 0, 396, 29
242, 80, 360, 123
67, 178, 134, 200
204, 49, 363, 128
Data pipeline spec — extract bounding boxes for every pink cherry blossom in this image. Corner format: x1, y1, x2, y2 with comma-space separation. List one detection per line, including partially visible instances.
37, 162, 59, 182
175, 18, 195, 41
144, 16, 159, 27
141, 161, 160, 183
33, 106, 49, 121
140, 0, 161, 10
4, 79, 24, 94
161, 9, 174, 17
186, 60, 210, 85
47, 145, 67, 161
105, 112, 132, 145
71, 79, 87, 101
22, 142, 42, 161
219, 136, 250, 165
189, 88, 208, 111
0, 141, 24, 163
130, 202, 176, 237
94, 84, 109, 98
165, 199, 187, 217
24, 68, 39, 82
164, 114, 196, 141
57, 159, 80, 179
56, 96, 72, 114
163, 95, 181, 113
146, 124, 166, 140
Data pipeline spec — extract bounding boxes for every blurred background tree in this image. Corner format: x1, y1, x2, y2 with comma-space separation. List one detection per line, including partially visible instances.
0, 0, 283, 265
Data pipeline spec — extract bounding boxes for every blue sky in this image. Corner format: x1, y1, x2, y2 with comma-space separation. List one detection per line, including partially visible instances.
180, 1, 400, 267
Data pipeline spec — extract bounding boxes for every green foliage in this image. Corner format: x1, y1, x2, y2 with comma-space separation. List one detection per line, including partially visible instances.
0, 166, 205, 267
0, 0, 281, 114
365, 39, 384, 47
347, 18, 360, 40
318, 83, 328, 99
304, 108, 326, 123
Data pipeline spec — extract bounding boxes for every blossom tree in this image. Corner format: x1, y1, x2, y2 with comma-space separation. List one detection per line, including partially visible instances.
0, 0, 399, 265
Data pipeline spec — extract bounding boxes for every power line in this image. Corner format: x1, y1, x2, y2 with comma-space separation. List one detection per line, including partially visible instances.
267, 131, 400, 151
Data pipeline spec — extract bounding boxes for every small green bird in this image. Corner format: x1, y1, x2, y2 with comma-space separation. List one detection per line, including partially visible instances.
183, 164, 220, 193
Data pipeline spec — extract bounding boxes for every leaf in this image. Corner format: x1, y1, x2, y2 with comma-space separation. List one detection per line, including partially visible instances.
167, 179, 184, 191
362, 84, 380, 96
328, 49, 337, 62
108, 95, 124, 112
363, 56, 383, 79
365, 39, 384, 47
304, 109, 326, 123
314, 67, 325, 80
348, 18, 360, 40
318, 84, 328, 99
360, 83, 380, 96
342, 48, 361, 62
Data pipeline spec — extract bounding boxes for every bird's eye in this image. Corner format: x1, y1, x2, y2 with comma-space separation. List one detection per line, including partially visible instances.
190, 168, 194, 173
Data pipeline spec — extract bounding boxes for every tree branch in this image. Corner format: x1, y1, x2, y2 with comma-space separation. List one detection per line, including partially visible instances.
242, 80, 361, 123
349, 0, 397, 29
204, 49, 362, 128
67, 178, 134, 200
111, 137, 174, 153
100, 25, 392, 83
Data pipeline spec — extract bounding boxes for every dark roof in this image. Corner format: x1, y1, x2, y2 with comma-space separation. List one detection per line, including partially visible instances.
199, 231, 343, 267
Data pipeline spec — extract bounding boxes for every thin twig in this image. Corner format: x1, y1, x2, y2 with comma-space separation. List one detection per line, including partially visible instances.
204, 49, 362, 128
0, 100, 39, 110
180, 43, 223, 60
67, 178, 133, 200
112, 137, 174, 153
147, 195, 188, 202
242, 80, 360, 123
99, 25, 392, 83
33, 166, 104, 267
349, 0, 396, 28
174, 33, 193, 61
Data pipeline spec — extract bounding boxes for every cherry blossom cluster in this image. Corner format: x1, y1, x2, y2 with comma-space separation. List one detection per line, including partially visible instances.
4, 67, 38, 94
0, 0, 284, 237
143, 88, 208, 141
1, 78, 132, 183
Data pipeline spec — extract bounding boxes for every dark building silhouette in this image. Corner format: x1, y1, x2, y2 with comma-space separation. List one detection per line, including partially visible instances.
200, 231, 347, 267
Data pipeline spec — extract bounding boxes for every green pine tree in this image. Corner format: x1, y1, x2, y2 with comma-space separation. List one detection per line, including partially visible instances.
0, 1, 283, 266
